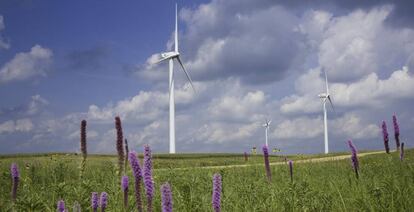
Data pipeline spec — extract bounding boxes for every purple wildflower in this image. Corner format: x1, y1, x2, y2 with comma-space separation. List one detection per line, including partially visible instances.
161, 183, 173, 212
348, 140, 359, 179
262, 145, 272, 182
80, 120, 87, 158
288, 160, 293, 182
129, 151, 143, 212
393, 114, 400, 151
57, 200, 65, 212
400, 142, 405, 161
91, 192, 99, 212
80, 120, 87, 179
124, 138, 129, 174
100, 192, 108, 212
244, 152, 248, 162
143, 145, 154, 212
212, 173, 222, 212
122, 175, 129, 208
10, 163, 19, 202
382, 121, 390, 153
115, 116, 125, 175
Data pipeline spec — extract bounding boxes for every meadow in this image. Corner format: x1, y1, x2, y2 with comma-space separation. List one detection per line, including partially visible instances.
0, 148, 413, 211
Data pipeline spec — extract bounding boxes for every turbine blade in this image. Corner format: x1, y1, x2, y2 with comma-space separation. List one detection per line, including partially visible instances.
323, 68, 329, 94
176, 56, 195, 92
327, 96, 335, 112
175, 3, 178, 52
155, 56, 170, 64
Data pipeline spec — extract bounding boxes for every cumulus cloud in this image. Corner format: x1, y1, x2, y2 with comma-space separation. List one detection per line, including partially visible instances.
87, 90, 168, 123
5, 2, 414, 154
332, 114, 379, 139
27, 94, 49, 115
313, 6, 414, 82
0, 94, 49, 118
273, 116, 323, 139
0, 118, 33, 134
0, 45, 53, 83
281, 66, 414, 114
272, 114, 378, 140
137, 1, 306, 84
208, 90, 265, 122
72, 4, 414, 153
75, 79, 271, 152
196, 122, 259, 144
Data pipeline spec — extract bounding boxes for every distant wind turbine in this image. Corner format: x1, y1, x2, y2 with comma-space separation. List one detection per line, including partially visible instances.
318, 69, 335, 154
262, 119, 271, 147
153, 4, 195, 154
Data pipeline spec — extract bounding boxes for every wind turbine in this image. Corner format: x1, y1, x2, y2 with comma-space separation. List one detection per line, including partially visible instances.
262, 119, 271, 147
154, 4, 195, 154
318, 69, 334, 154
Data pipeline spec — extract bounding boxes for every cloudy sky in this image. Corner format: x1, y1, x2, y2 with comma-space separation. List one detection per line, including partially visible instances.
1, 0, 414, 154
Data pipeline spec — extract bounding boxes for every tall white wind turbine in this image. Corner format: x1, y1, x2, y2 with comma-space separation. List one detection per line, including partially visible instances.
318, 69, 334, 154
154, 4, 195, 154
262, 119, 271, 147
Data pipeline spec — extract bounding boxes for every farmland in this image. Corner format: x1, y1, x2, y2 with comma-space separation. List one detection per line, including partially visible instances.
0, 149, 413, 211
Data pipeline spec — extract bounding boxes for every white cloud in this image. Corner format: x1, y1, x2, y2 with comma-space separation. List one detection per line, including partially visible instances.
332, 66, 414, 107
6, 3, 414, 154
27, 94, 49, 115
298, 10, 333, 48
281, 66, 414, 114
87, 91, 168, 122
315, 6, 414, 81
196, 122, 259, 144
87, 84, 198, 123
272, 114, 379, 140
137, 2, 305, 84
0, 120, 14, 134
208, 90, 265, 122
0, 15, 10, 49
273, 116, 323, 139
318, 7, 386, 81
332, 114, 379, 139
0, 45, 53, 83
0, 118, 33, 134
77, 79, 271, 151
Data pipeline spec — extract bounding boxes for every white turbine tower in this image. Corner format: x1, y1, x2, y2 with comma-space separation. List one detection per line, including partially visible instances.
262, 119, 271, 147
318, 69, 334, 154
154, 4, 195, 154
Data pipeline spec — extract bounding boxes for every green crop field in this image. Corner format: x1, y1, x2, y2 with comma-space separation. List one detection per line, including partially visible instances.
0, 149, 413, 211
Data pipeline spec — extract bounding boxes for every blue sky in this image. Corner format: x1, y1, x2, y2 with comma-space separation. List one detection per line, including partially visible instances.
1, 0, 414, 154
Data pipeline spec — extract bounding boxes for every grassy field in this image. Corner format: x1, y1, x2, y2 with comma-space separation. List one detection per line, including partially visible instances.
0, 149, 413, 211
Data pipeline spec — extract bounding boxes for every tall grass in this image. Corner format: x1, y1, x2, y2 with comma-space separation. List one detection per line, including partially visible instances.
0, 149, 413, 211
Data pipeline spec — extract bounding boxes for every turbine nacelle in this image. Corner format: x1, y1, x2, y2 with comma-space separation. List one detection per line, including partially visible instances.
161, 51, 179, 59
262, 120, 271, 128
156, 51, 180, 64
318, 93, 329, 99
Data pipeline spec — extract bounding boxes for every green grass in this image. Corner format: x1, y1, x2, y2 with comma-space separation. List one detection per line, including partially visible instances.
0, 149, 413, 211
